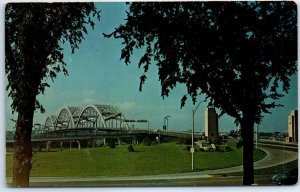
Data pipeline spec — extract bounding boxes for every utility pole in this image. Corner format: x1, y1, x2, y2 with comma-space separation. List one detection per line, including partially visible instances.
256, 123, 259, 149
192, 101, 203, 171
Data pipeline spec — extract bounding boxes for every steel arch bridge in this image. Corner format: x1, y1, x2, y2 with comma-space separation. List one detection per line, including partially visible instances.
43, 104, 129, 133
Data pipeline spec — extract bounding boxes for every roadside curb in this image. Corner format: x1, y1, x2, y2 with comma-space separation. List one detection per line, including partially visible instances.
206, 174, 227, 178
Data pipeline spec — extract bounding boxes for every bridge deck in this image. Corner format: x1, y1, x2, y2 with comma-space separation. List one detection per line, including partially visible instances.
6, 128, 203, 143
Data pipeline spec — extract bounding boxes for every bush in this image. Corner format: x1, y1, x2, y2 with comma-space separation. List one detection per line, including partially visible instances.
184, 145, 191, 151
216, 145, 232, 152
143, 137, 152, 146
225, 145, 232, 152
177, 138, 191, 145
214, 136, 223, 145
97, 142, 104, 147
128, 144, 135, 152
236, 140, 243, 149
107, 139, 116, 149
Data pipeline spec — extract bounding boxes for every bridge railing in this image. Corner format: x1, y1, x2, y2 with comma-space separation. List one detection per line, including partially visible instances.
130, 128, 203, 138
29, 127, 203, 141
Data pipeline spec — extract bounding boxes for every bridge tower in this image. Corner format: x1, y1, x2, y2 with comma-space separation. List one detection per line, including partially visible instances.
205, 107, 219, 142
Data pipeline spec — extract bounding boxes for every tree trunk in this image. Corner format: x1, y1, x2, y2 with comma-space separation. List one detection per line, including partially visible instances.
12, 111, 34, 187
240, 117, 255, 185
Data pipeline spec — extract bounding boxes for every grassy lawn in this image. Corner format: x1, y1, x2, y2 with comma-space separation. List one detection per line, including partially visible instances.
6, 142, 265, 177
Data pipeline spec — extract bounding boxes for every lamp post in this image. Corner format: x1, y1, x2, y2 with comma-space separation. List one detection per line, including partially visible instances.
256, 123, 259, 149
192, 101, 203, 171
163, 116, 171, 131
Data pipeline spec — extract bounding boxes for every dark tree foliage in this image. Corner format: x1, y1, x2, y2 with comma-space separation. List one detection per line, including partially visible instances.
5, 3, 100, 186
106, 2, 297, 185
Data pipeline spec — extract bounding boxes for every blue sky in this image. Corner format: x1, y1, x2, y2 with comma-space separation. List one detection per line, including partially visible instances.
5, 2, 298, 133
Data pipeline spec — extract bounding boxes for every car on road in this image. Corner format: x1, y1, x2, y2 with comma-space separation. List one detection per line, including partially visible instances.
271, 168, 298, 185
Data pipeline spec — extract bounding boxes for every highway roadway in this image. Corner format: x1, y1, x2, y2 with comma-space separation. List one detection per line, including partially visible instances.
6, 144, 298, 186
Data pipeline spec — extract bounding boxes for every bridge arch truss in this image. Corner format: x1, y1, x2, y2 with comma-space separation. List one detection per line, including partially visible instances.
42, 104, 129, 133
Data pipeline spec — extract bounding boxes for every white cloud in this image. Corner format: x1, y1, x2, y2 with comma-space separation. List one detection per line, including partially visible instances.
83, 98, 95, 105
118, 101, 137, 111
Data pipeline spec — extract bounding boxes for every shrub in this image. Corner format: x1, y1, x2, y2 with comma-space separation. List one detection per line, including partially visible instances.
236, 140, 243, 149
97, 142, 104, 147
143, 137, 152, 146
214, 136, 223, 145
225, 145, 232, 152
107, 139, 116, 149
216, 145, 232, 152
177, 138, 191, 145
184, 145, 191, 151
128, 144, 135, 152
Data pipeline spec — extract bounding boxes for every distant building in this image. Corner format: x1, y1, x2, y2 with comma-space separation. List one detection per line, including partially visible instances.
286, 110, 298, 143
205, 107, 219, 142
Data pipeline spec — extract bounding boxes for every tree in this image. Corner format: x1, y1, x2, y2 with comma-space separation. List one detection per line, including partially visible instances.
105, 2, 297, 185
5, 3, 100, 186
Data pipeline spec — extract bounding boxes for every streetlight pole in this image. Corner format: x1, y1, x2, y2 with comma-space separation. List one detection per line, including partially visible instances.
163, 116, 171, 131
192, 101, 203, 171
166, 118, 168, 129
256, 123, 259, 149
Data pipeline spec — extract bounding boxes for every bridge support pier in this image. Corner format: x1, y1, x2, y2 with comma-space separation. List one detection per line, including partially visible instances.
103, 138, 106, 146
156, 135, 161, 143
46, 141, 52, 152
38, 142, 42, 152
76, 140, 81, 150
92, 139, 96, 148
132, 137, 138, 145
